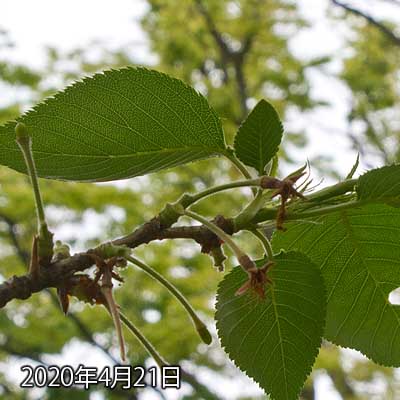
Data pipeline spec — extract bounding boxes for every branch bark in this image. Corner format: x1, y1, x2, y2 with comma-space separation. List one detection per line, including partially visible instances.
0, 175, 360, 308
0, 214, 121, 363
0, 212, 222, 399
0, 216, 235, 309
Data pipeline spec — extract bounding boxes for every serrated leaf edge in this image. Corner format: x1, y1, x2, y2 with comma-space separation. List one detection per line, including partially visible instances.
215, 251, 326, 400
233, 99, 284, 174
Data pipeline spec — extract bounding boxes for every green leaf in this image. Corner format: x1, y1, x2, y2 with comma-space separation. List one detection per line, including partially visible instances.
0, 67, 227, 182
272, 204, 400, 366
215, 252, 326, 400
357, 165, 400, 206
234, 99, 283, 175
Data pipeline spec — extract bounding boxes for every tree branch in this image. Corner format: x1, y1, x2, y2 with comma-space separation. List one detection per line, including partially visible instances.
193, 0, 231, 57
0, 220, 235, 308
0, 214, 120, 364
0, 177, 360, 310
331, 0, 400, 47
0, 213, 225, 398
193, 0, 257, 118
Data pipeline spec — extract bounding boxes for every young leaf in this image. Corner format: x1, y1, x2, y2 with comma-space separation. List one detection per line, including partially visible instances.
215, 251, 326, 400
0, 67, 227, 182
357, 165, 400, 206
273, 204, 400, 366
233, 99, 283, 175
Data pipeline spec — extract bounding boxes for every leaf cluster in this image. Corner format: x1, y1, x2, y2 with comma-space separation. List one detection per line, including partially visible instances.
0, 67, 399, 400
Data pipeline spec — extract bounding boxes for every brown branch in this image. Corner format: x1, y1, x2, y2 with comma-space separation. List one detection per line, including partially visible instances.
0, 213, 122, 364
0, 212, 223, 399
0, 215, 222, 400
0, 210, 235, 304
331, 0, 400, 47
0, 253, 94, 307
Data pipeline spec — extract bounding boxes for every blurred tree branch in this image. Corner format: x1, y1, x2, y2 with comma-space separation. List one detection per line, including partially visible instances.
331, 0, 400, 46
193, 0, 259, 117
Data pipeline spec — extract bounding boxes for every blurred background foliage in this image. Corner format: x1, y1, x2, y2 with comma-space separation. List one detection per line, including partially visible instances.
0, 0, 399, 399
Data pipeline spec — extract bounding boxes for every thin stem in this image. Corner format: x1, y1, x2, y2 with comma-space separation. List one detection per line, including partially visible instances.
126, 255, 212, 345
269, 156, 279, 177
234, 188, 265, 229
184, 209, 257, 273
288, 200, 366, 219
224, 150, 253, 180
251, 229, 274, 261
102, 289, 126, 361
253, 199, 366, 224
182, 177, 262, 207
183, 209, 244, 259
119, 311, 168, 367
15, 123, 46, 228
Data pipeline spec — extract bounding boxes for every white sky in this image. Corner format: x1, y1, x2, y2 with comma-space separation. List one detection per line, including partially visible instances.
1, 0, 150, 67
1, 1, 399, 399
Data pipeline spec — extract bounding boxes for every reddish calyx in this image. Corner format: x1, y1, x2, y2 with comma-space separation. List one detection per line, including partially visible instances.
260, 172, 306, 230
235, 261, 274, 299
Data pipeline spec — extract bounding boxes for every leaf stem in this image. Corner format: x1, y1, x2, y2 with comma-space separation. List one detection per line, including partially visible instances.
125, 255, 212, 345
15, 123, 54, 265
15, 123, 46, 228
268, 155, 279, 177
251, 229, 274, 261
224, 148, 257, 194
234, 189, 265, 229
225, 150, 253, 180
288, 200, 366, 219
180, 177, 262, 208
119, 311, 168, 367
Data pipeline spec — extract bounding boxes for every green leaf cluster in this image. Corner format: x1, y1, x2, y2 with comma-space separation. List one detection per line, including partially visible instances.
1, 66, 399, 400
